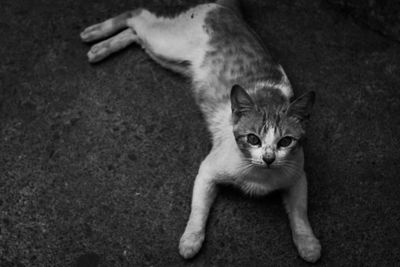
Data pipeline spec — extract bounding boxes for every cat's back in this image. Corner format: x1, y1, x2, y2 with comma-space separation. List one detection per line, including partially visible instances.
193, 3, 292, 107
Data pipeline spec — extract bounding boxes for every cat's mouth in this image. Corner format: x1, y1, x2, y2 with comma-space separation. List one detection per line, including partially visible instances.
250, 160, 276, 169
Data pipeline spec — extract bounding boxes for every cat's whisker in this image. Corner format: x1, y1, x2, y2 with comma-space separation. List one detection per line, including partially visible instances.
278, 161, 302, 177
240, 160, 258, 174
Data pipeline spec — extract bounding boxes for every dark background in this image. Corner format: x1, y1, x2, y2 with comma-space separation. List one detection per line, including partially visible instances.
1, 0, 399, 266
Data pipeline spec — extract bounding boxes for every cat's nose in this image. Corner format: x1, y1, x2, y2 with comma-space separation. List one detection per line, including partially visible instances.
263, 155, 275, 166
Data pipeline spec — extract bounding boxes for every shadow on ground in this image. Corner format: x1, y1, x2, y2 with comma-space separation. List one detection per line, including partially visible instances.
1, 0, 399, 266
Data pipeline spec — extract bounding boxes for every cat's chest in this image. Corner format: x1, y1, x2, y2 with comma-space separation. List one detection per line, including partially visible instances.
222, 165, 295, 196
235, 168, 284, 195
237, 179, 273, 196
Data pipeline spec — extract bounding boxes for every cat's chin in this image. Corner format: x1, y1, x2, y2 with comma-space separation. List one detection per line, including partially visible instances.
250, 161, 277, 170
262, 165, 278, 170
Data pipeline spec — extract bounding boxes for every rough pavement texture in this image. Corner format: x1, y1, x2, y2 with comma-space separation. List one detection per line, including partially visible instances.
327, 0, 400, 42
1, 0, 399, 266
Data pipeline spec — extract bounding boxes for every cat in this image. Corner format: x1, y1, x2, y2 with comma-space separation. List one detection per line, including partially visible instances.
80, 0, 321, 263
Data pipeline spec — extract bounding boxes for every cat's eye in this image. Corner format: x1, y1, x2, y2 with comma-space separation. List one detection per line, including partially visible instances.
278, 136, 294, 148
247, 134, 261, 146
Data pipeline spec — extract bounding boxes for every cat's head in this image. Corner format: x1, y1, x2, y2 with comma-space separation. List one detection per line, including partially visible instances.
230, 84, 315, 169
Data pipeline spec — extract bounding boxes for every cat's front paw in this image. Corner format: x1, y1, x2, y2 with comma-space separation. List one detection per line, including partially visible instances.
294, 234, 321, 263
179, 231, 205, 259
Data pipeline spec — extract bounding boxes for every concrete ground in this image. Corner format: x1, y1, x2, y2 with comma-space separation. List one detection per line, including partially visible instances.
1, 0, 399, 266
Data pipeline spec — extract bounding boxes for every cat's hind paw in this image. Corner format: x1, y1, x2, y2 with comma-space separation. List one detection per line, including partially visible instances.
295, 235, 321, 263
80, 24, 102, 43
85, 28, 137, 63
179, 231, 205, 259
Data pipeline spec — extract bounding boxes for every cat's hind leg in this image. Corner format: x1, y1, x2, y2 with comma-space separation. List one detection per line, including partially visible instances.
81, 10, 144, 63
124, 6, 214, 67
86, 28, 137, 63
80, 11, 140, 43
81, 5, 216, 71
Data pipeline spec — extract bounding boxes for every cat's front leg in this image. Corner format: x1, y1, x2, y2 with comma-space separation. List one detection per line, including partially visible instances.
179, 156, 218, 259
283, 172, 321, 263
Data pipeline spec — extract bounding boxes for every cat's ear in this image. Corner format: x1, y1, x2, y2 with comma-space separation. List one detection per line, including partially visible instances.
230, 84, 255, 115
286, 91, 315, 120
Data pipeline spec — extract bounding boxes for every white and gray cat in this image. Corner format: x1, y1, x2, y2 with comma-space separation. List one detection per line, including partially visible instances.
81, 0, 321, 262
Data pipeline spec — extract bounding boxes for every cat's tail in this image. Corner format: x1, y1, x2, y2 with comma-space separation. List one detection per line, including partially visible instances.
216, 0, 242, 17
